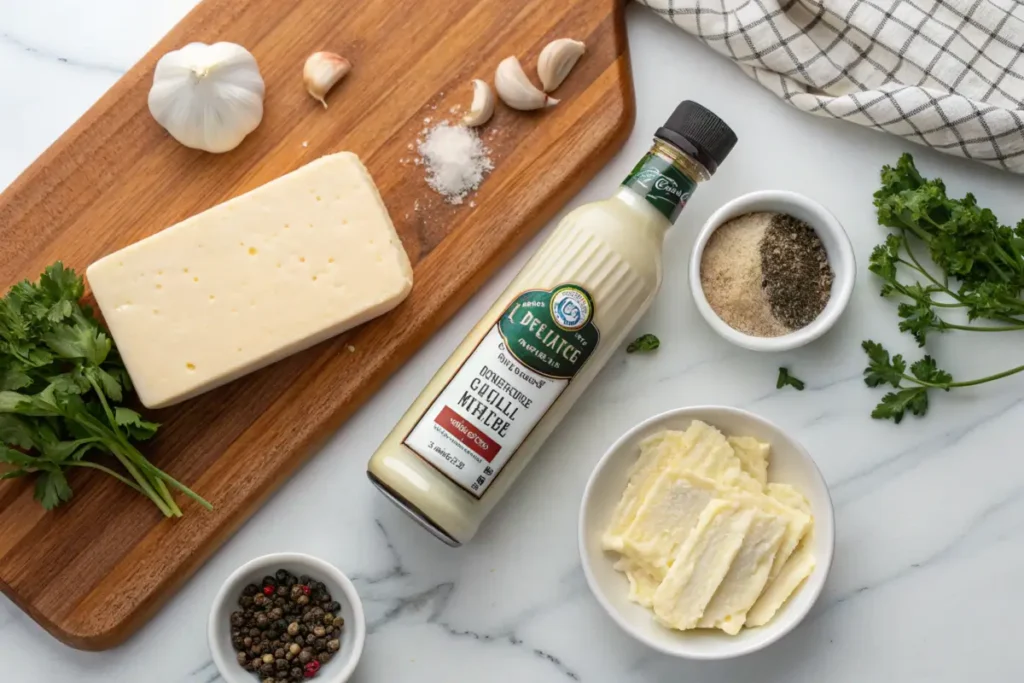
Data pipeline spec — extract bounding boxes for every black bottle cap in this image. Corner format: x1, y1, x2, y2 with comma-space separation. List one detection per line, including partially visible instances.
654, 101, 737, 175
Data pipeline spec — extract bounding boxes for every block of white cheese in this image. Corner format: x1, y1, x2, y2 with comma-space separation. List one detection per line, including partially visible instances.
87, 152, 413, 408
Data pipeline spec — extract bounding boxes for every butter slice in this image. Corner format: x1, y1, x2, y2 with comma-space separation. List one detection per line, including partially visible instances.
746, 548, 815, 628
697, 509, 787, 634
602, 432, 677, 552
664, 422, 741, 482
728, 436, 770, 487
618, 471, 719, 576
87, 153, 413, 408
605, 423, 756, 519
652, 500, 753, 630
747, 484, 817, 627
666, 423, 761, 493
604, 423, 735, 552
728, 488, 811, 582
614, 557, 662, 607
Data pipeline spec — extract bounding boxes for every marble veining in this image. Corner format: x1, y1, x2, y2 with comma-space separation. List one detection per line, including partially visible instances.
0, 30, 127, 74
3, 2, 1024, 681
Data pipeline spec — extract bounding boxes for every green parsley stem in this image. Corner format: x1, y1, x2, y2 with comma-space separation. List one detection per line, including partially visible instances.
102, 438, 174, 517
942, 322, 1024, 332
154, 479, 181, 517
1008, 239, 1024, 266
85, 374, 180, 515
102, 419, 185, 516
900, 363, 1024, 389
945, 363, 1024, 387
110, 437, 184, 516
899, 233, 949, 292
900, 214, 935, 244
111, 435, 212, 511
64, 461, 145, 494
897, 233, 1024, 325
993, 242, 1022, 273
149, 466, 213, 510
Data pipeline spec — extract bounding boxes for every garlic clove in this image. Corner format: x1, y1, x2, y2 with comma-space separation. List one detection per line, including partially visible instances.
494, 56, 558, 111
461, 79, 495, 127
537, 38, 586, 92
303, 52, 352, 108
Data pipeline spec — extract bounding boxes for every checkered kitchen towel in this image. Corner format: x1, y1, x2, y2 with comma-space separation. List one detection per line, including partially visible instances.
639, 0, 1024, 172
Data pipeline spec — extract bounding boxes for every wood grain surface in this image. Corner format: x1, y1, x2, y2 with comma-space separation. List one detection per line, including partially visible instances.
0, 0, 634, 650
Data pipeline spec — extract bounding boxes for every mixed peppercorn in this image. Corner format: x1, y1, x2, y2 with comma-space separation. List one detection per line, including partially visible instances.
231, 569, 344, 681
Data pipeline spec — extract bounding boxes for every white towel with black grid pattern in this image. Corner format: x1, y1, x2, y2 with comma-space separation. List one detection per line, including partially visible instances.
639, 0, 1024, 173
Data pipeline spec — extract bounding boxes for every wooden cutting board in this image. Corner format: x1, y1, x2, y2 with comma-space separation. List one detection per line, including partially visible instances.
0, 0, 633, 651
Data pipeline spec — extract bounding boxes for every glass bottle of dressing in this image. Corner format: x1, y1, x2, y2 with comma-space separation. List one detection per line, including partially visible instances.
368, 101, 737, 545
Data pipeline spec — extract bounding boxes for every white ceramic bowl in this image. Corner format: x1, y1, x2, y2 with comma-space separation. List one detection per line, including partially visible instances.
689, 190, 855, 351
579, 406, 834, 660
209, 553, 366, 683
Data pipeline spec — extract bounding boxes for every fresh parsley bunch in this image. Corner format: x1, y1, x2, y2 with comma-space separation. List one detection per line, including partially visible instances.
0, 263, 210, 514
864, 155, 1024, 422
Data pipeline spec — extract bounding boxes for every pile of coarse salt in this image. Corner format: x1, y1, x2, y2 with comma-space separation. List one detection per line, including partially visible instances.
417, 122, 493, 205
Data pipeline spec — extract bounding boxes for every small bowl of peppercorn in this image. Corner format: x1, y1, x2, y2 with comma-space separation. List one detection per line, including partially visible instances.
209, 553, 366, 683
690, 190, 855, 352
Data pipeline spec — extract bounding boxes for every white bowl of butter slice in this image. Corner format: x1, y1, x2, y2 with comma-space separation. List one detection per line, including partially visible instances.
579, 406, 834, 659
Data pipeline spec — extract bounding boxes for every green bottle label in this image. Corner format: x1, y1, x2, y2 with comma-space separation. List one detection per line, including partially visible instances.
497, 284, 600, 379
622, 151, 697, 222
403, 283, 601, 498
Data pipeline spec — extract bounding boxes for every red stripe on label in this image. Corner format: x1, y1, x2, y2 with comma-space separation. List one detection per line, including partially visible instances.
435, 406, 501, 462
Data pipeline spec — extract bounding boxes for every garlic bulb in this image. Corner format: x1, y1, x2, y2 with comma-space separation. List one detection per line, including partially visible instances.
148, 42, 265, 153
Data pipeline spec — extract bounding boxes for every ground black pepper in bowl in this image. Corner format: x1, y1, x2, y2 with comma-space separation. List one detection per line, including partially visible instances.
231, 569, 344, 681
760, 214, 833, 329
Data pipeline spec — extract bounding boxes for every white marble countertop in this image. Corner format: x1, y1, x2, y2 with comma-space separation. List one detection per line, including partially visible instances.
3, 2, 1024, 681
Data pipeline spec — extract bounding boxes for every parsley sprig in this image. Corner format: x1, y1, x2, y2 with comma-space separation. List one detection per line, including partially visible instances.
868, 233, 1024, 345
861, 340, 1024, 423
626, 333, 660, 354
776, 367, 805, 391
865, 154, 1024, 422
0, 263, 210, 514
